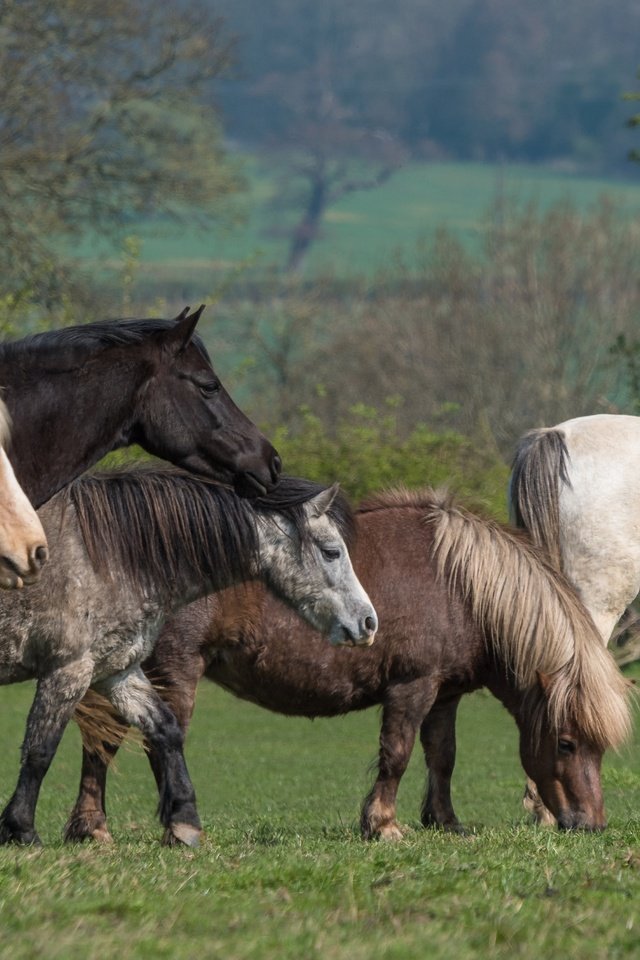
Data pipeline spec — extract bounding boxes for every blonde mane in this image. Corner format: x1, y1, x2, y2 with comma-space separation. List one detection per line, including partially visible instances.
363, 487, 631, 750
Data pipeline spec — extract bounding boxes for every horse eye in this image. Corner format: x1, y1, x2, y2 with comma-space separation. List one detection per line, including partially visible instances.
321, 546, 341, 562
558, 738, 576, 756
199, 381, 220, 398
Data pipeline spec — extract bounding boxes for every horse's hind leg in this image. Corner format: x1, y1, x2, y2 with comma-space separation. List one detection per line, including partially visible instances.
361, 680, 437, 841
0, 659, 93, 845
419, 695, 465, 832
64, 708, 128, 844
95, 666, 201, 847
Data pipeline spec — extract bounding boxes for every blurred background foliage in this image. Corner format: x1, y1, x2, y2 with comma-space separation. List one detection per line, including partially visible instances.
4, 0, 640, 513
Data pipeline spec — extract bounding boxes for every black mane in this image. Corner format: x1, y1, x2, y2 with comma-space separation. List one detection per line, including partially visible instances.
0, 318, 211, 365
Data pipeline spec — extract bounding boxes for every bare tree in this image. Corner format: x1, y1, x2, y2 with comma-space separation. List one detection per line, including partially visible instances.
252, 20, 405, 273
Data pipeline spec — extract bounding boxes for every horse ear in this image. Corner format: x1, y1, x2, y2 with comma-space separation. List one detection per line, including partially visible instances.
308, 483, 340, 517
163, 305, 206, 355
537, 670, 553, 696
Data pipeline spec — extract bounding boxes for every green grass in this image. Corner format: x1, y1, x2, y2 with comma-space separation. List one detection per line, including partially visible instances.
1, 675, 640, 959
72, 160, 640, 299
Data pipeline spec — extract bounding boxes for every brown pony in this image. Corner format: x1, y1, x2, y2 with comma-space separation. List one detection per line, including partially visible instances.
68, 488, 631, 842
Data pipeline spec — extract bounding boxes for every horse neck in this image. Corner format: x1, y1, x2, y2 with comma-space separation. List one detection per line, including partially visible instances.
1, 349, 148, 507
204, 584, 266, 648
133, 516, 261, 619
482, 658, 536, 737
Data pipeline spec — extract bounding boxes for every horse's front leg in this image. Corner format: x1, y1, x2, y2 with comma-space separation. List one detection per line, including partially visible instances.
523, 777, 557, 827
419, 695, 465, 832
143, 669, 200, 807
94, 666, 201, 847
0, 659, 93, 845
361, 680, 437, 841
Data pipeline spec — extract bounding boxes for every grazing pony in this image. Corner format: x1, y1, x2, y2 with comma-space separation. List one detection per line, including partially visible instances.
0, 470, 376, 846
0, 399, 47, 587
68, 488, 630, 842
0, 305, 280, 507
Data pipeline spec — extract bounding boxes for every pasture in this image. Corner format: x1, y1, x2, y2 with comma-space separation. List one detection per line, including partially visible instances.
1, 672, 639, 959
71, 160, 640, 297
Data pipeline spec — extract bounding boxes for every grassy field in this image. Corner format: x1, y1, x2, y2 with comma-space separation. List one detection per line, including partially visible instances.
1, 670, 640, 959
72, 160, 640, 300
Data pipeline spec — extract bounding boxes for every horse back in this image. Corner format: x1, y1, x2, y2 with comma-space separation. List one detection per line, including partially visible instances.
161, 506, 485, 719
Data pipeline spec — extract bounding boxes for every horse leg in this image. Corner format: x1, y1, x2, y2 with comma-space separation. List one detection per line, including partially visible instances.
523, 777, 557, 827
419, 695, 465, 832
361, 680, 437, 841
142, 671, 199, 810
94, 666, 201, 847
0, 660, 93, 845
63, 726, 128, 844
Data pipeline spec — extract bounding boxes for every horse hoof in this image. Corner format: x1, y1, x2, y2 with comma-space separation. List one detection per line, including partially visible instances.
0, 826, 41, 846
91, 826, 114, 844
444, 823, 467, 835
368, 822, 404, 842
63, 813, 112, 844
163, 823, 202, 847
523, 786, 557, 826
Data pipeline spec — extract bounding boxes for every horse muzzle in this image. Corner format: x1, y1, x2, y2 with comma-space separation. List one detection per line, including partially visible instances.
232, 450, 282, 499
330, 610, 378, 647
0, 543, 48, 589
556, 809, 606, 832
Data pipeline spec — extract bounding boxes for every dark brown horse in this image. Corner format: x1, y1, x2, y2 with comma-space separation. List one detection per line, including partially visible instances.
0, 305, 280, 507
69, 488, 631, 841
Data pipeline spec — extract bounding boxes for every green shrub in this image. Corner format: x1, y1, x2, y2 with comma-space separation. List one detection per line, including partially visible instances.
269, 404, 510, 518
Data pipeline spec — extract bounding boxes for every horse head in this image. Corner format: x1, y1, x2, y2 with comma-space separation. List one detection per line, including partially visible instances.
133, 306, 281, 497
256, 482, 378, 647
518, 671, 610, 831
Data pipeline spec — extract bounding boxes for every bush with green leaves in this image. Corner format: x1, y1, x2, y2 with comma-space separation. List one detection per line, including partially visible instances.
268, 403, 510, 517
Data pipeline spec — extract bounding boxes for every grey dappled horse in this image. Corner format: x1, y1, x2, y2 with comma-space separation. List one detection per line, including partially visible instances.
0, 470, 376, 846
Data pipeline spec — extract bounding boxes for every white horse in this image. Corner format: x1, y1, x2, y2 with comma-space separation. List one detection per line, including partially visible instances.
510, 413, 640, 824
510, 414, 640, 644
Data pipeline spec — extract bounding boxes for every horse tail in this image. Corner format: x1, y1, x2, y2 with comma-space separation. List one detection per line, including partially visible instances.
73, 689, 138, 764
509, 427, 571, 571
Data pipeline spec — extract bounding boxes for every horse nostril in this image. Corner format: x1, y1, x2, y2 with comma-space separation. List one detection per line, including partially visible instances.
271, 453, 282, 479
33, 545, 48, 568
365, 615, 376, 633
